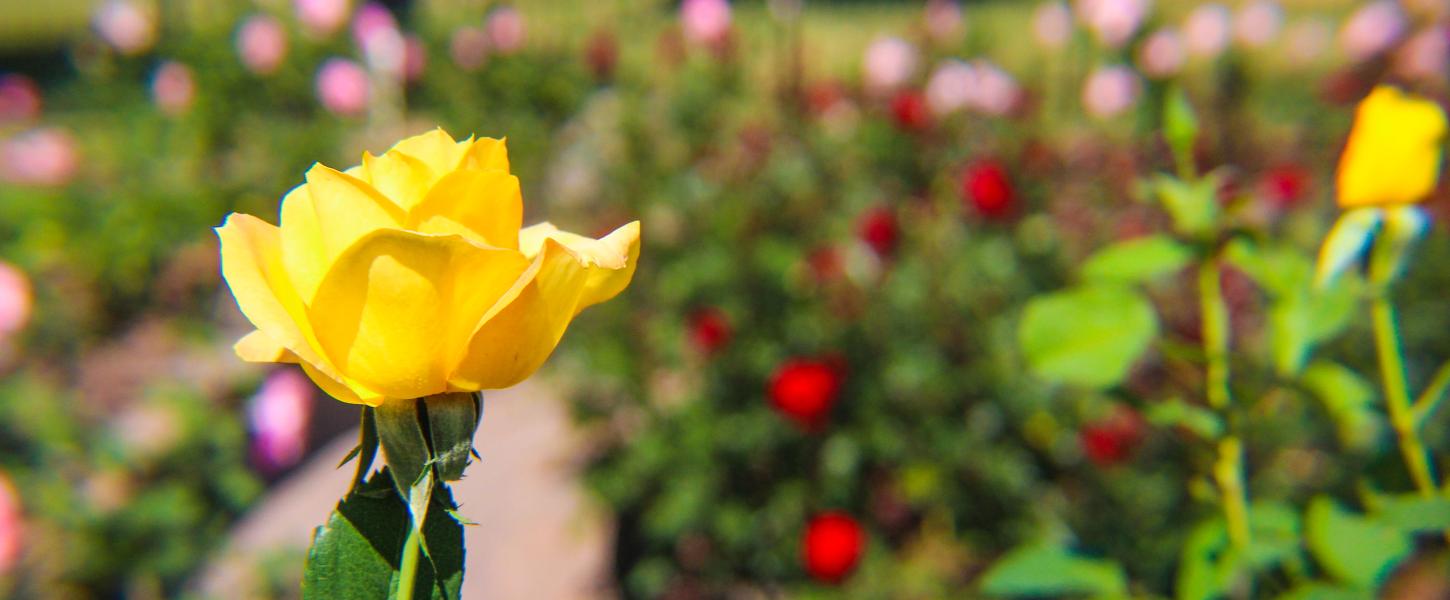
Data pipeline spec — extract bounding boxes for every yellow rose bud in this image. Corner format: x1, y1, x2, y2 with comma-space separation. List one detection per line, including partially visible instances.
217, 129, 640, 406
1336, 85, 1447, 208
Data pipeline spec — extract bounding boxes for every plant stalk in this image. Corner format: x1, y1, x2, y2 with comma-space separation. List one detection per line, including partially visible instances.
1370, 296, 1439, 497
1200, 258, 1252, 550
396, 521, 422, 600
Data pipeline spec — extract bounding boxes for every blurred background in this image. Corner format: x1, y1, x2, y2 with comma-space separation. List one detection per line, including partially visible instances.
2, 0, 1450, 598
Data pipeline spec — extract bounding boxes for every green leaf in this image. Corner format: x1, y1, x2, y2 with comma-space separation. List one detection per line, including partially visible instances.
1368, 493, 1450, 533
1145, 397, 1223, 439
303, 469, 465, 600
1275, 583, 1372, 600
1300, 362, 1383, 450
1019, 285, 1158, 389
1226, 239, 1355, 375
423, 392, 482, 482
376, 400, 431, 500
1163, 87, 1200, 173
978, 544, 1128, 598
1305, 497, 1413, 588
344, 407, 381, 492
1151, 173, 1219, 239
1081, 235, 1194, 284
1177, 504, 1303, 600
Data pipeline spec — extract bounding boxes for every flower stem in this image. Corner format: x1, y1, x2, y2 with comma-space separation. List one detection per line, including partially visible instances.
1200, 257, 1251, 550
396, 520, 422, 600
1370, 296, 1439, 496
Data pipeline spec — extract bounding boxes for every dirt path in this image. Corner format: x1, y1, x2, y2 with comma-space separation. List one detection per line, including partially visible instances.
195, 380, 615, 599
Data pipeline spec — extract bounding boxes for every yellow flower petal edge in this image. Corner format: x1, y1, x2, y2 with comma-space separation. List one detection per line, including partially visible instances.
217, 129, 639, 405
1337, 86, 1448, 208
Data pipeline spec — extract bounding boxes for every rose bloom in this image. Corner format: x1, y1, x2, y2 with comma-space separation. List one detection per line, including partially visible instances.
1335, 86, 1447, 208
687, 307, 731, 356
296, 0, 351, 36
889, 90, 930, 131
802, 512, 865, 584
1032, 1, 1073, 49
1394, 27, 1449, 82
969, 61, 1020, 117
217, 129, 640, 405
1080, 406, 1145, 467
315, 58, 370, 117
1284, 18, 1332, 66
768, 358, 842, 429
450, 26, 489, 71
1076, 0, 1150, 49
0, 472, 19, 575
1137, 27, 1186, 79
862, 36, 918, 95
94, 0, 156, 55
961, 159, 1016, 219
1233, 0, 1282, 49
1081, 64, 1140, 119
151, 61, 195, 117
1183, 3, 1230, 59
486, 6, 526, 55
248, 368, 315, 474
0, 74, 41, 124
0, 261, 31, 336
923, 0, 963, 44
925, 60, 973, 117
680, 0, 731, 47
237, 15, 289, 75
351, 2, 397, 50
857, 205, 898, 257
0, 128, 78, 187
402, 35, 427, 83
1340, 1, 1406, 62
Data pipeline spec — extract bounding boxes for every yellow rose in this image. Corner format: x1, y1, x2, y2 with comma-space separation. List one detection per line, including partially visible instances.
217, 129, 639, 406
1336, 86, 1447, 208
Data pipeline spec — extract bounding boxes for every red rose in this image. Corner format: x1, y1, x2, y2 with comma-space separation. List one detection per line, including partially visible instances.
1080, 406, 1145, 467
802, 511, 865, 584
960, 159, 1016, 219
857, 206, 898, 257
889, 90, 930, 132
585, 29, 618, 81
688, 307, 732, 356
768, 358, 843, 429
1260, 164, 1309, 209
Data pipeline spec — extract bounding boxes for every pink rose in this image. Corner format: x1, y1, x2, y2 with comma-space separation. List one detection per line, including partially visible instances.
486, 6, 526, 55
1183, 3, 1230, 59
1138, 27, 1186, 78
1082, 65, 1140, 119
862, 35, 918, 95
0, 262, 31, 336
93, 0, 156, 55
295, 0, 351, 36
450, 26, 489, 71
315, 58, 370, 117
1033, 2, 1074, 49
248, 369, 316, 474
0, 128, 78, 187
0, 74, 41, 124
236, 15, 289, 75
1340, 1, 1406, 62
151, 61, 195, 117
680, 0, 731, 46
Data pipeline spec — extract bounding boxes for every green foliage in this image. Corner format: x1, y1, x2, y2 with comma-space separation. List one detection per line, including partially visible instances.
1304, 498, 1412, 589
1018, 285, 1158, 388
1081, 235, 1195, 284
978, 544, 1128, 598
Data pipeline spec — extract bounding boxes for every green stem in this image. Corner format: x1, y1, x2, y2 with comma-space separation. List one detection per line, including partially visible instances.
1200, 258, 1252, 550
397, 520, 422, 600
1412, 358, 1450, 426
1370, 296, 1439, 496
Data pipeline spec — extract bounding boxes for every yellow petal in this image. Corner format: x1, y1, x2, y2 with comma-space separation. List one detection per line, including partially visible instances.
448, 222, 640, 389
410, 169, 522, 249
388, 128, 468, 175
217, 213, 383, 403
462, 136, 509, 172
362, 150, 434, 212
520, 221, 641, 311
449, 238, 591, 389
1337, 86, 1448, 208
280, 165, 405, 301
235, 329, 295, 362
234, 329, 382, 405
307, 229, 530, 399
